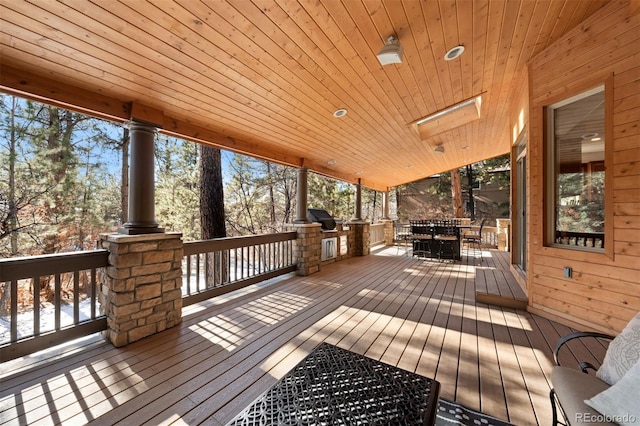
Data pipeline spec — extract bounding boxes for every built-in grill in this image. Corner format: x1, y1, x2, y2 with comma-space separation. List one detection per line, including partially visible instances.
307, 208, 337, 231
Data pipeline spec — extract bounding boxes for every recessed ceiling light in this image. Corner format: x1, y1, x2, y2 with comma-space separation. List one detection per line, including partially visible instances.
405, 164, 413, 169
333, 108, 348, 118
461, 145, 469, 150
444, 45, 465, 61
355, 170, 363, 176
434, 145, 445, 153
327, 159, 336, 165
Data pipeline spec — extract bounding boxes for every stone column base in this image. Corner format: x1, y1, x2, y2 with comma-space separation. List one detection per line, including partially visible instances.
382, 220, 395, 246
99, 232, 183, 347
287, 223, 323, 276
351, 221, 370, 256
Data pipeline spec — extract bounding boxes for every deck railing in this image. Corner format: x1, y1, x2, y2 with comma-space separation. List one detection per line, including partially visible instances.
182, 232, 297, 306
0, 233, 299, 361
480, 226, 499, 248
369, 223, 386, 247
0, 250, 109, 361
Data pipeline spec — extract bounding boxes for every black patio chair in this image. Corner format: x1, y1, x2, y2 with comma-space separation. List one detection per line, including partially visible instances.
463, 219, 485, 261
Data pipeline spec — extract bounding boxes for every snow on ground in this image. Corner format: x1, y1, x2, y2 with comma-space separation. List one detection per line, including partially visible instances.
0, 298, 97, 344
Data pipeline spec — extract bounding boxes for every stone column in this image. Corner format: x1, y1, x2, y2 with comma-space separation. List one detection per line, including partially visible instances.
288, 223, 322, 276
120, 122, 163, 234
99, 233, 183, 347
352, 222, 370, 256
353, 179, 362, 221
383, 220, 395, 246
294, 166, 310, 223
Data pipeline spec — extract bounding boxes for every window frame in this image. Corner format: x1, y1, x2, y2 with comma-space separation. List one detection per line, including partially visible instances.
543, 76, 614, 259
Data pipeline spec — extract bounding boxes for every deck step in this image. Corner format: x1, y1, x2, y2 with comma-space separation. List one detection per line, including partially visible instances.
473, 251, 528, 310
475, 291, 528, 310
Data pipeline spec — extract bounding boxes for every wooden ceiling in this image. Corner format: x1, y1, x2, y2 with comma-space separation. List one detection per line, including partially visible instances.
0, 0, 609, 191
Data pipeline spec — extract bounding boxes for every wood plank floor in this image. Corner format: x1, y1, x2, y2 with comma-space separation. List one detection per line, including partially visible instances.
0, 246, 608, 426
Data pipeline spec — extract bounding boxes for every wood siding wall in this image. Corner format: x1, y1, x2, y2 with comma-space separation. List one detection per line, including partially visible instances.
527, 0, 639, 334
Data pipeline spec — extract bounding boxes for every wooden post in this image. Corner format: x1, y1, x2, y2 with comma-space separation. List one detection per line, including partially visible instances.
294, 166, 310, 223
119, 122, 164, 234
353, 179, 362, 221
382, 190, 390, 220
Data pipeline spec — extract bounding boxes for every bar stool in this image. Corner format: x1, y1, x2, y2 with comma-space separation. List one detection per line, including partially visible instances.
410, 220, 433, 258
434, 225, 458, 261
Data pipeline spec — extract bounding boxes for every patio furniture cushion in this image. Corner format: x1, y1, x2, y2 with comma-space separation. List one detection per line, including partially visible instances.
596, 312, 640, 385
551, 366, 612, 425
585, 359, 640, 426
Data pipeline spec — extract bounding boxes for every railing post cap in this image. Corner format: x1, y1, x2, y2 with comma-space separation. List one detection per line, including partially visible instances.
100, 232, 182, 243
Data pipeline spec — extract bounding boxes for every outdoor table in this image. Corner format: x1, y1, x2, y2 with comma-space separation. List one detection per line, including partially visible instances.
227, 342, 441, 425
411, 223, 462, 260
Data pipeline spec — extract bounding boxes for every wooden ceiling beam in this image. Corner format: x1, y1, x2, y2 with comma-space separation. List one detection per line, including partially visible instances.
1, 65, 391, 189
0, 64, 130, 123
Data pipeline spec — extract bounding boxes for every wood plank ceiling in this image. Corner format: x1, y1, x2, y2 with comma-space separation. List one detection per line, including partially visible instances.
0, 0, 609, 191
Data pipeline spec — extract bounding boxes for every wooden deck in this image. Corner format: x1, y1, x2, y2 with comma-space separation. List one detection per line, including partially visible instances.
0, 246, 608, 426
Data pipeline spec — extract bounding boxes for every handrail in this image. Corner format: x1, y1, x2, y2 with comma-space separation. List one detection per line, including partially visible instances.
182, 232, 298, 306
184, 232, 297, 255
1, 250, 109, 362
0, 250, 109, 281
0, 233, 302, 360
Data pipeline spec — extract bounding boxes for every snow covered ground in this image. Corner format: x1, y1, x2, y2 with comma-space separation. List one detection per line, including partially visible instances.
0, 298, 98, 344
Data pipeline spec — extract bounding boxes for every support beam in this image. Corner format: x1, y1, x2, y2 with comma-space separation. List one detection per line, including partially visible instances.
353, 179, 363, 221
119, 122, 164, 234
294, 166, 310, 223
382, 190, 391, 220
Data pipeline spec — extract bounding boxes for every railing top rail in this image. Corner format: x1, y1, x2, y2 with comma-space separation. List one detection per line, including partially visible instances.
184, 231, 297, 256
0, 250, 109, 282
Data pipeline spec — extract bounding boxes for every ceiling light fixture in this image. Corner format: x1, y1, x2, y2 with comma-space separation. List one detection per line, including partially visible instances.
444, 45, 465, 61
581, 132, 598, 139
333, 108, 347, 118
327, 159, 336, 165
434, 145, 445, 153
415, 96, 482, 140
416, 97, 479, 126
355, 170, 363, 176
377, 35, 403, 66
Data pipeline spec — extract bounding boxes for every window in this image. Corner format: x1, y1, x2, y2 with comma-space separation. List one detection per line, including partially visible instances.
546, 86, 606, 251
